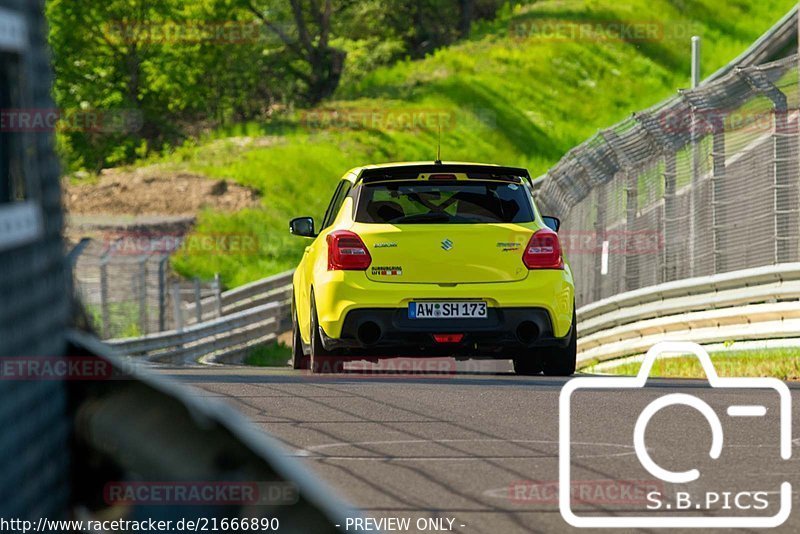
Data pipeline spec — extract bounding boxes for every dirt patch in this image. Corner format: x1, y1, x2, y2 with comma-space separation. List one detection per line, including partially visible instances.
64, 166, 261, 216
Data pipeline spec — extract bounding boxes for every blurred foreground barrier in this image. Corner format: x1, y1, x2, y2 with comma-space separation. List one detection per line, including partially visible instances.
69, 329, 361, 532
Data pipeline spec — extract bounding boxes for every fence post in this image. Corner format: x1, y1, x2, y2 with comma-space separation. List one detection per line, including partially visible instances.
99, 254, 110, 338
138, 255, 148, 335
624, 171, 639, 291
158, 255, 168, 332
214, 273, 223, 317
172, 283, 183, 332
711, 121, 726, 274
194, 278, 202, 323
774, 107, 793, 263
688, 102, 700, 277
663, 152, 678, 282
593, 186, 606, 302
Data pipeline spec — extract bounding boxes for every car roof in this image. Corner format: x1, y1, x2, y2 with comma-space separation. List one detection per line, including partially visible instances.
342, 161, 532, 184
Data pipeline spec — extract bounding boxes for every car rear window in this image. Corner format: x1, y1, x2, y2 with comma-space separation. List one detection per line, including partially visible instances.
355, 181, 535, 224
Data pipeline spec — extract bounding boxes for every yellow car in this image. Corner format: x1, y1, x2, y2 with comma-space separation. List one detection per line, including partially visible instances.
289, 162, 576, 375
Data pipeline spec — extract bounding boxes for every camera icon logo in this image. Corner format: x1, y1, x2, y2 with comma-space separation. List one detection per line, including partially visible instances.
559, 341, 792, 528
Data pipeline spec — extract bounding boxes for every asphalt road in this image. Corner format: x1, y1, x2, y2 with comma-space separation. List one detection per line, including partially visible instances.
163, 361, 800, 534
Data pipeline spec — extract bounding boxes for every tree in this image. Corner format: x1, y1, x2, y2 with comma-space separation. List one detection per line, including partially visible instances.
45, 0, 503, 169
242, 0, 347, 104
46, 0, 287, 168
457, 0, 474, 38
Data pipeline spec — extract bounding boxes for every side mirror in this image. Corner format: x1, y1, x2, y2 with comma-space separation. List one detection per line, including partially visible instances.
289, 216, 316, 238
542, 215, 561, 232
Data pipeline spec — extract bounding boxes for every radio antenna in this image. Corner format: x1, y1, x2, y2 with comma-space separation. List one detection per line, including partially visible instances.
434, 114, 442, 165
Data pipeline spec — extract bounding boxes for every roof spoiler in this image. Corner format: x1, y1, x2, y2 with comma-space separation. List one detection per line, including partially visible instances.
358, 164, 533, 185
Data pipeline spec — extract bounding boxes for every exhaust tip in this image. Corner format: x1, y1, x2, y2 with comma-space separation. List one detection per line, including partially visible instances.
516, 321, 540, 346
357, 321, 381, 345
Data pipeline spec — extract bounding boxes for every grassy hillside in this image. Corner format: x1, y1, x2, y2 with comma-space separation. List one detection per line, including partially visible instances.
132, 0, 795, 287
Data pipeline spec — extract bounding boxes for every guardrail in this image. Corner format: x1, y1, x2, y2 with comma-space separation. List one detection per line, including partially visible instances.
110, 263, 800, 366
214, 270, 294, 315
109, 270, 293, 363
577, 263, 800, 365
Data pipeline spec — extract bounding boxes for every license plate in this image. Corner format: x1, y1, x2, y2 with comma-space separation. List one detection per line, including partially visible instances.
409, 301, 487, 319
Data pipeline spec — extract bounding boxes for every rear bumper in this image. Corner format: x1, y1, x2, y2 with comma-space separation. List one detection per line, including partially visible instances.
313, 268, 574, 340
320, 306, 573, 355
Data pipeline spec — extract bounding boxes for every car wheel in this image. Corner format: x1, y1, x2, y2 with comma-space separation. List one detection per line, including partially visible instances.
291, 297, 309, 370
542, 309, 577, 377
310, 293, 343, 374
513, 353, 544, 376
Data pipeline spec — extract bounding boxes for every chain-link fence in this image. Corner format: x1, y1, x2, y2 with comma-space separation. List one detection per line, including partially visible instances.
70, 238, 221, 339
535, 54, 800, 309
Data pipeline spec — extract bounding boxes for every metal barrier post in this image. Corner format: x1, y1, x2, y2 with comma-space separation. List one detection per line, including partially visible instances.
214, 273, 223, 317
194, 278, 202, 323
100, 254, 110, 338
158, 255, 168, 332
138, 255, 148, 335
172, 283, 183, 332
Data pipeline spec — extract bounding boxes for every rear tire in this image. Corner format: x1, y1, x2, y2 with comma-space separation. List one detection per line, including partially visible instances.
542, 309, 577, 377
310, 293, 343, 374
291, 296, 309, 370
513, 352, 544, 375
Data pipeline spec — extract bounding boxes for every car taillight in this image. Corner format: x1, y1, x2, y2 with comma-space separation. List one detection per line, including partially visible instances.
327, 230, 372, 270
523, 228, 564, 269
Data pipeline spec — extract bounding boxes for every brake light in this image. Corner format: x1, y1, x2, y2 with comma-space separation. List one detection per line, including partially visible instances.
428, 173, 457, 180
523, 228, 563, 269
327, 230, 372, 270
432, 334, 464, 343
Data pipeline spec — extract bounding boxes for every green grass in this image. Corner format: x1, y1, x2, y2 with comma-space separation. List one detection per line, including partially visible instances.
243, 342, 292, 367
594, 348, 800, 380
85, 302, 142, 338
136, 0, 796, 287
